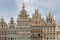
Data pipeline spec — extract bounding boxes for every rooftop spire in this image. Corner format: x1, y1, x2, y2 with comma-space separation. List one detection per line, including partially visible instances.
1, 16, 4, 20
2, 16, 3, 18
48, 10, 51, 16
22, 3, 25, 10
0, 16, 4, 22
35, 9, 39, 16
35, 9, 39, 13
10, 17, 14, 24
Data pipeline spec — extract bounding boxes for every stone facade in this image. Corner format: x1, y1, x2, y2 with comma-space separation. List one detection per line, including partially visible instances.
30, 9, 45, 40
55, 21, 60, 40
0, 16, 8, 40
0, 3, 59, 40
8, 17, 17, 40
43, 13, 56, 40
17, 3, 30, 40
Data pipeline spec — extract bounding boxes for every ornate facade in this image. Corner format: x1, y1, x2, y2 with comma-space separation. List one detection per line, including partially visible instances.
8, 17, 17, 40
0, 3, 59, 40
0, 16, 8, 40
43, 13, 56, 40
17, 3, 30, 40
30, 9, 45, 40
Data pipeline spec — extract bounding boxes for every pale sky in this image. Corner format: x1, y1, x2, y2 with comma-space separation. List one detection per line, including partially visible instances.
0, 0, 60, 23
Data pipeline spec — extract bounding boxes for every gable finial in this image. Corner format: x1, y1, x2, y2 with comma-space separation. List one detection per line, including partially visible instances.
22, 3, 25, 10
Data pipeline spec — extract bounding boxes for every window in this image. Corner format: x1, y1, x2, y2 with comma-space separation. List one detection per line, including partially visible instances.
2, 37, 3, 40
53, 23, 54, 25
51, 19, 52, 21
5, 31, 6, 34
47, 37, 48, 39
45, 23, 46, 26
33, 34, 34, 37
38, 34, 40, 37
11, 21, 13, 24
53, 37, 55, 39
5, 37, 6, 40
2, 31, 3, 35
35, 20, 38, 24
2, 25, 3, 28
26, 24, 28, 26
49, 19, 50, 21
57, 31, 60, 35
11, 37, 12, 40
